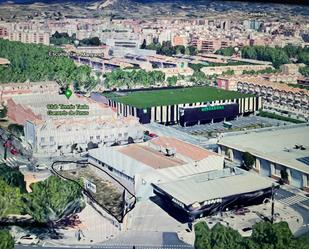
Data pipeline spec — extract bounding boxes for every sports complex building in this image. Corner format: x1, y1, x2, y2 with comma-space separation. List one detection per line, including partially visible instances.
97, 86, 261, 126
87, 136, 275, 221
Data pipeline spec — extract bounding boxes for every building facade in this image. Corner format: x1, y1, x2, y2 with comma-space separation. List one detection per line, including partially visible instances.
218, 125, 309, 192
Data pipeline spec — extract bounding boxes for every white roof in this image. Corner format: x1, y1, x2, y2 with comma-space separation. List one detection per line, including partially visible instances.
89, 147, 155, 178
154, 168, 274, 206
218, 125, 309, 174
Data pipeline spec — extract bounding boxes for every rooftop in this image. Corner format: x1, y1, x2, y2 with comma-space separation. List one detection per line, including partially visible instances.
150, 136, 216, 161
218, 124, 309, 174
153, 167, 274, 206
11, 93, 114, 119
103, 86, 251, 108
118, 144, 185, 169
0, 58, 10, 65
239, 78, 309, 95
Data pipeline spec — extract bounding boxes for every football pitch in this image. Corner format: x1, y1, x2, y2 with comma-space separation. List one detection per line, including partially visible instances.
104, 86, 251, 108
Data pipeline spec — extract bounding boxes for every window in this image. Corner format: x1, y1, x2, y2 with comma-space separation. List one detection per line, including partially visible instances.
96, 135, 100, 140
275, 164, 283, 176
50, 136, 54, 142
40, 137, 45, 143
90, 136, 93, 140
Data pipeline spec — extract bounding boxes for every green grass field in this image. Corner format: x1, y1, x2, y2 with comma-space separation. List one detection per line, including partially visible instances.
104, 86, 252, 108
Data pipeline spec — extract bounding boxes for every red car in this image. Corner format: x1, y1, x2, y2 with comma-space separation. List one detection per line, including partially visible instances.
149, 133, 158, 138
10, 148, 18, 155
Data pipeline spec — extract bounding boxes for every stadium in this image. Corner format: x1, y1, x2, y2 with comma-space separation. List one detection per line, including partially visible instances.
99, 86, 261, 126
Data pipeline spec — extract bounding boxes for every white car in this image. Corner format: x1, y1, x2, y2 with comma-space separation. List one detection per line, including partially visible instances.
16, 234, 40, 245
36, 164, 48, 170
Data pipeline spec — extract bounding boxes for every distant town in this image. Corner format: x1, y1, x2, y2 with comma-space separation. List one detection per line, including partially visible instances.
0, 1, 309, 249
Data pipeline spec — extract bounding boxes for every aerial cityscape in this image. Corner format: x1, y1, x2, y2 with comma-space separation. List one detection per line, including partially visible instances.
0, 0, 309, 249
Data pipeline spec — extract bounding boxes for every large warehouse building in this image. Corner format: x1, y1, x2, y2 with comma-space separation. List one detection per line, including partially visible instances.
97, 86, 261, 126
87, 136, 275, 221
218, 124, 309, 191
88, 136, 224, 197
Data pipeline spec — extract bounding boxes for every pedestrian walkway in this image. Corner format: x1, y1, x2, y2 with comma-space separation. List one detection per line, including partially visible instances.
278, 195, 309, 206
0, 156, 18, 167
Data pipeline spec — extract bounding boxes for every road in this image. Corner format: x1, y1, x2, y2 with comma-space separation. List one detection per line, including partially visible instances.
15, 231, 194, 249
275, 188, 309, 237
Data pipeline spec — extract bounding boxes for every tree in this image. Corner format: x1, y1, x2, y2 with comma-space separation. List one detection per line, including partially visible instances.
24, 176, 84, 223
216, 47, 235, 56
240, 46, 290, 68
0, 164, 26, 192
0, 230, 14, 249
194, 221, 211, 249
8, 123, 24, 137
210, 223, 244, 249
299, 66, 309, 77
195, 221, 309, 249
243, 152, 255, 170
248, 222, 294, 249
0, 178, 25, 217
0, 105, 7, 119
0, 39, 94, 89
167, 76, 178, 86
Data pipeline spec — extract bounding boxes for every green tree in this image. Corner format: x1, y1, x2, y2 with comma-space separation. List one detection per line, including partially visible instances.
0, 39, 94, 89
0, 164, 26, 192
216, 47, 235, 56
194, 221, 211, 249
210, 223, 244, 249
299, 66, 309, 77
248, 222, 294, 249
191, 71, 207, 84
243, 152, 255, 170
24, 176, 84, 223
0, 178, 25, 217
167, 76, 178, 86
0, 230, 14, 249
80, 37, 101, 46
8, 123, 24, 137
241, 46, 290, 68
194, 221, 309, 249
0, 105, 7, 118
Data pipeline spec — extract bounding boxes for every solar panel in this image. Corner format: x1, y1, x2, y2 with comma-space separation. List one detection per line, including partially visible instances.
297, 157, 309, 166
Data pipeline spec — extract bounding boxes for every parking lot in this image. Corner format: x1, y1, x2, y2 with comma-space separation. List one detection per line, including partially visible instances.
200, 200, 302, 237
173, 116, 290, 138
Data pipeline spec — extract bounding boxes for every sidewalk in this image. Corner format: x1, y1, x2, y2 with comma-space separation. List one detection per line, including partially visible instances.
45, 203, 121, 246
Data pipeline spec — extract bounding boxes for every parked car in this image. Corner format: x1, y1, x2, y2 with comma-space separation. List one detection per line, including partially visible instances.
235, 207, 250, 215
35, 164, 48, 170
149, 133, 158, 138
16, 234, 40, 245
10, 147, 18, 155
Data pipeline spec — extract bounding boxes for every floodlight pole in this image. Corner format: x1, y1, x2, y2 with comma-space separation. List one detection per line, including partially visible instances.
271, 183, 275, 224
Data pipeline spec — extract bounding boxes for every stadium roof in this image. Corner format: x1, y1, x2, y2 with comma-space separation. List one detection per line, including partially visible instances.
153, 167, 274, 206
218, 124, 309, 174
103, 86, 252, 108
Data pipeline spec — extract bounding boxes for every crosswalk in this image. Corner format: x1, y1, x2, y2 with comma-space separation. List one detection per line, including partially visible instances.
277, 194, 309, 206
0, 157, 18, 167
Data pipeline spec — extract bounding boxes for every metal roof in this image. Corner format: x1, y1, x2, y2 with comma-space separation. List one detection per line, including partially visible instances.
218, 125, 309, 174
153, 168, 274, 206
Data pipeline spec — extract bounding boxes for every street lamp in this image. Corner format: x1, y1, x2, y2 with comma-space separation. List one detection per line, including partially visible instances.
271, 183, 275, 224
